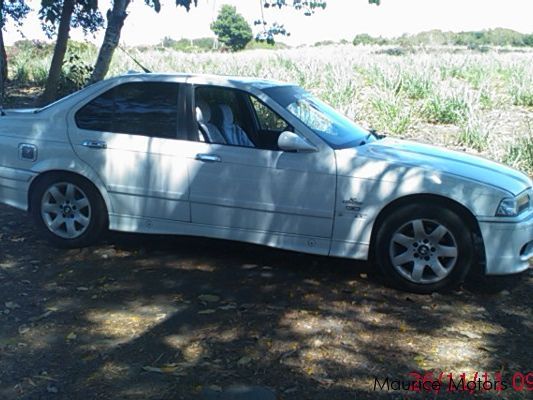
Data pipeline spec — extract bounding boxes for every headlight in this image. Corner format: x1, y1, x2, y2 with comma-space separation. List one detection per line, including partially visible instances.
496, 192, 531, 217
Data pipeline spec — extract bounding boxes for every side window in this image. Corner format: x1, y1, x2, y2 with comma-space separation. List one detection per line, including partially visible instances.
76, 82, 179, 139
195, 86, 255, 147
250, 96, 288, 132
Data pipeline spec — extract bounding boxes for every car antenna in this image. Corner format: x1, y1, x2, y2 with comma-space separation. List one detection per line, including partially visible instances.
117, 44, 152, 73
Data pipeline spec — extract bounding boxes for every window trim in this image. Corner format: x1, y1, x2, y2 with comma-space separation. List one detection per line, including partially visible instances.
188, 84, 292, 152
74, 81, 183, 140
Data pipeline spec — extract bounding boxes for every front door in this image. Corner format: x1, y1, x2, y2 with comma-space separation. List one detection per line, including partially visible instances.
186, 84, 336, 248
67, 81, 191, 224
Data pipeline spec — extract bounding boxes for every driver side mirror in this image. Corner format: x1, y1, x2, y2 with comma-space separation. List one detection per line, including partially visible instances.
278, 131, 318, 153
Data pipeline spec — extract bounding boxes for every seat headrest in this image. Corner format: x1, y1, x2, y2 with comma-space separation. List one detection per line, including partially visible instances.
218, 104, 234, 124
196, 100, 211, 123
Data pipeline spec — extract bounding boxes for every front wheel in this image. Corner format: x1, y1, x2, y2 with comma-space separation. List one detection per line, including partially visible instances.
374, 204, 474, 293
31, 174, 107, 248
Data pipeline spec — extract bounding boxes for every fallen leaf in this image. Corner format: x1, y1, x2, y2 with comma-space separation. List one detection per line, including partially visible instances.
33, 373, 57, 382
18, 325, 30, 334
46, 384, 58, 393
414, 355, 428, 368
29, 310, 53, 322
5, 301, 20, 309
142, 365, 178, 374
237, 356, 252, 366
66, 332, 77, 340
198, 294, 220, 303
198, 309, 216, 315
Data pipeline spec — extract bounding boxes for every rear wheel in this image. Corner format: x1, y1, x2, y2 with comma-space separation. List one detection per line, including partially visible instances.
375, 204, 473, 293
31, 174, 107, 248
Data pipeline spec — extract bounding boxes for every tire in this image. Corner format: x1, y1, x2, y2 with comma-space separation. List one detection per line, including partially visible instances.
374, 203, 473, 294
30, 173, 107, 248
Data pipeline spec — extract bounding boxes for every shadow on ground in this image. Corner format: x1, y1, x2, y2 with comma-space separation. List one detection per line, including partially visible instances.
0, 205, 531, 399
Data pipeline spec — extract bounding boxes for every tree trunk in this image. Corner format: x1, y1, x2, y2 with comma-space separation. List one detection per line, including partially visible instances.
89, 0, 130, 84
39, 0, 75, 106
0, 0, 6, 103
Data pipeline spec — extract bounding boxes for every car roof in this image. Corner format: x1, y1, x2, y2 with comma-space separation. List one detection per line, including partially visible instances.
36, 72, 294, 114
109, 72, 291, 90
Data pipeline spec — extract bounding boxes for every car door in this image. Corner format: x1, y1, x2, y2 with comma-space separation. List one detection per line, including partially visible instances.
184, 84, 337, 252
67, 80, 191, 225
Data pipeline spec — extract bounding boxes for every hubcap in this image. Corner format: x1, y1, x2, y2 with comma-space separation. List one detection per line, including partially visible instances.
389, 218, 458, 284
41, 182, 91, 239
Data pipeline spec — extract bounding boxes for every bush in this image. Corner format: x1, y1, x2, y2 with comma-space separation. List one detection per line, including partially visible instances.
58, 53, 94, 97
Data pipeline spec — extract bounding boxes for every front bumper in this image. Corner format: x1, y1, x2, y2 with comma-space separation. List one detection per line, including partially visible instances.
479, 211, 533, 275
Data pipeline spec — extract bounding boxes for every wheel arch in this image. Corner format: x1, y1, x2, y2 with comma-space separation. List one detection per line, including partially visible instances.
369, 193, 486, 270
28, 170, 111, 226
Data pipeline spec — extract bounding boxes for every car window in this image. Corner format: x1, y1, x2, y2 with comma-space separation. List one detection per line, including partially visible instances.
194, 86, 255, 147
194, 86, 291, 151
75, 82, 179, 139
249, 96, 287, 132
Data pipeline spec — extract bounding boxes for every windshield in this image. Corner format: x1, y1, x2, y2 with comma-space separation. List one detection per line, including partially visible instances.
264, 85, 373, 149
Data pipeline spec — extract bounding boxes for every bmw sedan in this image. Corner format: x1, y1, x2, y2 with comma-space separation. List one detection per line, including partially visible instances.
0, 73, 531, 293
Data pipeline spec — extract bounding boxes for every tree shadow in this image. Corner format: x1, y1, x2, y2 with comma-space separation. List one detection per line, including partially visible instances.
0, 211, 531, 399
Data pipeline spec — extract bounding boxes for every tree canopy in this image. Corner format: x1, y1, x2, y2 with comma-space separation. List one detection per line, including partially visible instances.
211, 5, 253, 51
0, 0, 30, 27
39, 0, 103, 38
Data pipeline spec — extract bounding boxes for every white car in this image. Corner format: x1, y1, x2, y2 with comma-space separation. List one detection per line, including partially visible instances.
0, 73, 531, 292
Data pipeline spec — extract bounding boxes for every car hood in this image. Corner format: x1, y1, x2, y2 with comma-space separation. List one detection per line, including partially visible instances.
336, 137, 532, 196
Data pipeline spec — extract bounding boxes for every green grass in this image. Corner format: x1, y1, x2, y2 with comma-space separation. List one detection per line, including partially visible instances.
503, 133, 533, 175
456, 114, 489, 152
510, 81, 533, 107
400, 72, 435, 100
422, 92, 470, 124
503, 120, 533, 174
370, 92, 414, 135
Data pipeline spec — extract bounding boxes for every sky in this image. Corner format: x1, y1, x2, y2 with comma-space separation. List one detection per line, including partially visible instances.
3, 0, 533, 47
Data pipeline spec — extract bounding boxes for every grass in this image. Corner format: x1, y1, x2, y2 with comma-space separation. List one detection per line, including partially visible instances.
370, 92, 414, 134
4, 43, 533, 173
456, 113, 489, 152
503, 120, 533, 175
422, 92, 470, 124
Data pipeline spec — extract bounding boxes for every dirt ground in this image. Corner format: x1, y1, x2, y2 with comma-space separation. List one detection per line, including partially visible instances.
0, 203, 532, 400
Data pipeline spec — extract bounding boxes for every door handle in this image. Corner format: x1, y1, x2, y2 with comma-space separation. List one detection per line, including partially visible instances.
195, 153, 221, 163
82, 140, 107, 149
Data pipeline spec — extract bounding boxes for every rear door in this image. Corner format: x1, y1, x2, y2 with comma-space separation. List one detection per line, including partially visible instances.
67, 81, 191, 223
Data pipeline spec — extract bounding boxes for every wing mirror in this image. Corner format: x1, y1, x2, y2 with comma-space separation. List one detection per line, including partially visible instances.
278, 131, 318, 153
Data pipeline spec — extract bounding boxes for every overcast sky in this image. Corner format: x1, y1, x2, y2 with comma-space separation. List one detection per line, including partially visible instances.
4, 0, 533, 46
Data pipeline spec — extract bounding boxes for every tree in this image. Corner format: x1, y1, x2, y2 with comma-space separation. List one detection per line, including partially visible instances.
211, 5, 252, 52
90, 0, 379, 84
0, 0, 30, 100
88, 0, 130, 83
38, 0, 103, 105
89, 0, 195, 84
